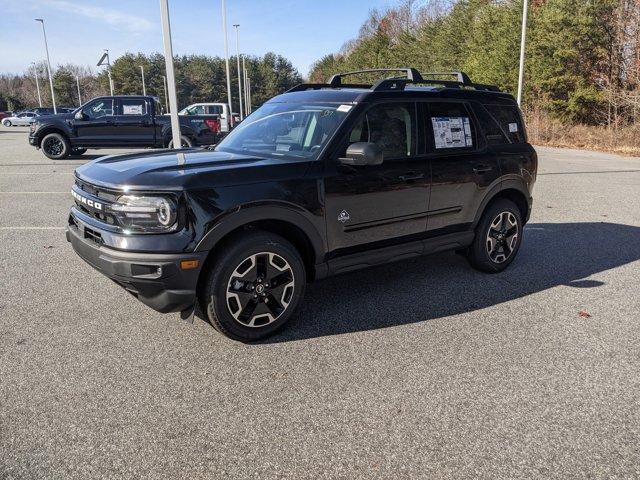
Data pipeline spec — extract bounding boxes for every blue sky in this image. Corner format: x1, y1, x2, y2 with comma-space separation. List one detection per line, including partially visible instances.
0, 0, 393, 77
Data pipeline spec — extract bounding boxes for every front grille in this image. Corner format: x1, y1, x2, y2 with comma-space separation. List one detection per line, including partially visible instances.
84, 226, 103, 244
73, 178, 119, 227
75, 178, 119, 202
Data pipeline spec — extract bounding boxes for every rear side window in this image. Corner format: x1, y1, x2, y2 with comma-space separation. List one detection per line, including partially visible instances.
472, 103, 509, 145
206, 105, 223, 115
426, 102, 476, 152
121, 99, 147, 116
484, 104, 526, 143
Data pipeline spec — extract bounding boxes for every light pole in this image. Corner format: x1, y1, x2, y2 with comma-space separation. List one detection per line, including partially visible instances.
97, 49, 114, 95
34, 19, 56, 114
159, 0, 181, 149
31, 62, 43, 108
75, 75, 82, 106
516, 0, 529, 106
221, 0, 233, 121
233, 24, 244, 120
161, 75, 169, 113
243, 55, 250, 116
140, 65, 146, 96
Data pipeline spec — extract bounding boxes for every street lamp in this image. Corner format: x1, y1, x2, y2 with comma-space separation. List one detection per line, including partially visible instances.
159, 0, 181, 149
233, 24, 244, 120
34, 19, 56, 114
30, 62, 43, 108
516, 0, 529, 106
140, 65, 146, 96
221, 0, 233, 121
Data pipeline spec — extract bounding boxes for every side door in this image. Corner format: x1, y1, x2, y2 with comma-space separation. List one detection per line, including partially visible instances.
72, 98, 117, 146
324, 101, 430, 253
424, 101, 501, 234
112, 98, 155, 145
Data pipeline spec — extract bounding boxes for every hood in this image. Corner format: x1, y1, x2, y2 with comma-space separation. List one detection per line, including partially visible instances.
74, 148, 309, 191
36, 112, 74, 122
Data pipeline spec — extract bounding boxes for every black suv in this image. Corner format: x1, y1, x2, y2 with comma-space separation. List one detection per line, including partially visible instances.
66, 68, 537, 341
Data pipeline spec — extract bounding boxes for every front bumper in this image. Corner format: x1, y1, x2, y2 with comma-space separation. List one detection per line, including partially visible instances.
66, 216, 208, 313
28, 134, 38, 146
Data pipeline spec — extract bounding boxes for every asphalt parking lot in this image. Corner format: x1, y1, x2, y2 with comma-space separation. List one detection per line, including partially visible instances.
1, 126, 639, 479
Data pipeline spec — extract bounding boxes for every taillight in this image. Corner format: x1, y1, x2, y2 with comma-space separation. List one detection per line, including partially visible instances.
205, 118, 220, 133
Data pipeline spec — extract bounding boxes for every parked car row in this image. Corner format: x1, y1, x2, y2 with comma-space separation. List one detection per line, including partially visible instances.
2, 107, 76, 127
28, 95, 224, 159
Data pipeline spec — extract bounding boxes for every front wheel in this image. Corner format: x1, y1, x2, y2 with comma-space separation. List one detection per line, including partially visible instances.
2, 120, 11, 127
201, 231, 306, 341
467, 199, 523, 273
41, 133, 71, 160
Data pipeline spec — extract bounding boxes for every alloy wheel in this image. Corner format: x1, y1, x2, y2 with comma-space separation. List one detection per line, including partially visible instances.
43, 137, 64, 156
486, 211, 519, 263
226, 252, 295, 328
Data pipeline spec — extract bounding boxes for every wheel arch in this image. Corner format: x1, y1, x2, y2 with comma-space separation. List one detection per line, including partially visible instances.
474, 182, 531, 228
35, 126, 70, 147
195, 205, 325, 284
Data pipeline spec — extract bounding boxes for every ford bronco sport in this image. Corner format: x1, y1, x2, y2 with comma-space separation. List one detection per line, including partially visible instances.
66, 68, 537, 341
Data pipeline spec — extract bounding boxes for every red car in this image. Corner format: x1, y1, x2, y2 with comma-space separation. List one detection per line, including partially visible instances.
0, 111, 13, 120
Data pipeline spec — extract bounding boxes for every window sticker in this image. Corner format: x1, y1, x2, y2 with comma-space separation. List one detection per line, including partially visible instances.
508, 122, 518, 133
337, 104, 353, 113
431, 117, 473, 149
123, 104, 144, 115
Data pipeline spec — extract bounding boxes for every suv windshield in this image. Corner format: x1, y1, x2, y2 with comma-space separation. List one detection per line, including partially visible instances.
216, 102, 351, 160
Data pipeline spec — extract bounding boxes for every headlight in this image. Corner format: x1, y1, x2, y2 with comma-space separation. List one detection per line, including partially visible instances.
109, 195, 178, 233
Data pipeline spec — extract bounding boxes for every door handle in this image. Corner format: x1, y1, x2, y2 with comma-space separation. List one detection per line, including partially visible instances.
473, 164, 492, 174
399, 172, 424, 182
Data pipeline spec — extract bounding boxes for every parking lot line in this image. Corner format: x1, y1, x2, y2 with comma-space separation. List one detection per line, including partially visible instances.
0, 191, 67, 194
0, 226, 65, 230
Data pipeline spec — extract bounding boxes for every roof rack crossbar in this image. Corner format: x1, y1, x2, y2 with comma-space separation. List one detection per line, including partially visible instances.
286, 82, 372, 93
372, 77, 500, 92
328, 68, 423, 87
421, 71, 472, 84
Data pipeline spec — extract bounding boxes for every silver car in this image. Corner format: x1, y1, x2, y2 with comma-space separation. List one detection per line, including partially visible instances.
2, 112, 39, 127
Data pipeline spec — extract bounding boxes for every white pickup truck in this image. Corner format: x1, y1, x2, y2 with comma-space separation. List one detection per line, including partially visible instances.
178, 103, 239, 134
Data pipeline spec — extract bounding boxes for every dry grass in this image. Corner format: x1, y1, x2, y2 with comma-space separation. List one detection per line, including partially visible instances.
525, 113, 640, 156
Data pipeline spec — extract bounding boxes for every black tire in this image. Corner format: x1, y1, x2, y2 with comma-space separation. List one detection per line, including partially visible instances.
41, 132, 71, 160
71, 147, 87, 156
2, 120, 11, 127
167, 135, 193, 148
467, 199, 523, 273
201, 231, 306, 342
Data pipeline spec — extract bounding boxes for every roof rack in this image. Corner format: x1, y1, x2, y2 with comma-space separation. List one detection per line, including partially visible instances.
286, 68, 500, 93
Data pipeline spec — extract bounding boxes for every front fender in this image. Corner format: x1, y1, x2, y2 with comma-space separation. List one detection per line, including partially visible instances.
194, 202, 326, 261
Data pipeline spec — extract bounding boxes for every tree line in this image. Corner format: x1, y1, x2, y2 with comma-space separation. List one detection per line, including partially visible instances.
310, 0, 640, 128
0, 52, 302, 113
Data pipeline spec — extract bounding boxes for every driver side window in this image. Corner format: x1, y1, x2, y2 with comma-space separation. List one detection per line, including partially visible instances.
347, 103, 415, 159
83, 99, 114, 120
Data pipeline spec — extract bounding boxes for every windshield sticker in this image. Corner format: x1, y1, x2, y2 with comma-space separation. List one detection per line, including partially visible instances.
337, 104, 353, 113
508, 122, 518, 133
431, 117, 473, 149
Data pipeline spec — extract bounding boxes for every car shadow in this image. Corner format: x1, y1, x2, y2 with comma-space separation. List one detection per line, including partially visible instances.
265, 222, 640, 343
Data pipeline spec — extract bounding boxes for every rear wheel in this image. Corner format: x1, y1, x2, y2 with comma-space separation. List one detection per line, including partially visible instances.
202, 231, 306, 341
41, 133, 71, 160
167, 135, 193, 148
467, 199, 523, 273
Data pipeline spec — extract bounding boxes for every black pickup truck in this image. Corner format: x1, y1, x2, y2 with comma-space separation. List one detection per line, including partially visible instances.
29, 95, 221, 159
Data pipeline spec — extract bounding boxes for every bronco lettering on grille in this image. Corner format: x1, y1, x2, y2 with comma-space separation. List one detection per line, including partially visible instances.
71, 189, 103, 211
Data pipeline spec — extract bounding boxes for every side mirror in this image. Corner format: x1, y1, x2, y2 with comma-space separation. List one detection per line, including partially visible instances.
339, 142, 383, 167
74, 110, 86, 121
